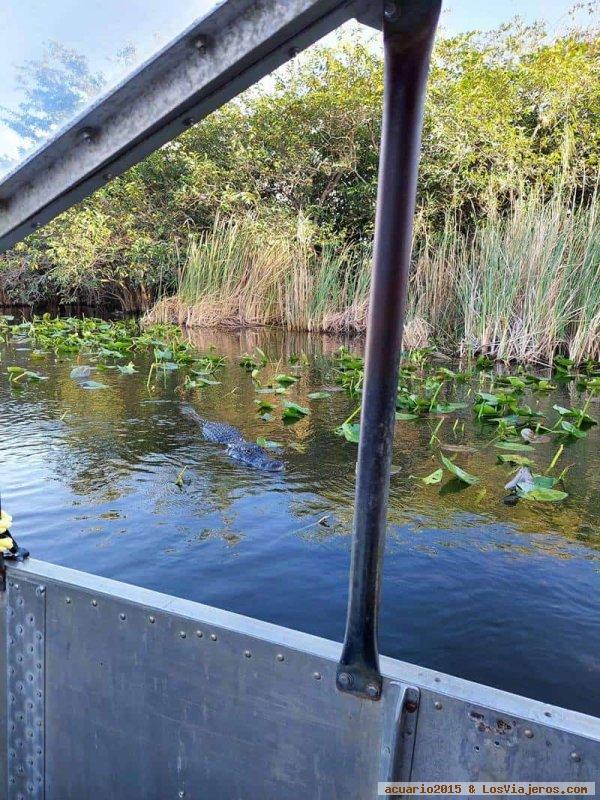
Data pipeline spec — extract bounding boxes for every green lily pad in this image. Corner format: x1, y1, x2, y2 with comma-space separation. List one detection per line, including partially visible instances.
282, 402, 310, 422
116, 362, 138, 375
494, 441, 535, 452
558, 420, 587, 438
497, 454, 536, 466
520, 487, 568, 502
432, 402, 467, 413
439, 453, 479, 485
395, 412, 419, 421
308, 391, 331, 400
423, 468, 443, 485
336, 422, 360, 443
274, 374, 298, 386
256, 437, 283, 449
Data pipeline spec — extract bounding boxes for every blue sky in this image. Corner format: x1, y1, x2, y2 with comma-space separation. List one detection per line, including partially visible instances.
0, 0, 597, 167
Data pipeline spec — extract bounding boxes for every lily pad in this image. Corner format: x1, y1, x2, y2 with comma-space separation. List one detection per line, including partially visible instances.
337, 422, 360, 443
497, 454, 536, 466
395, 412, 419, 421
116, 362, 138, 375
70, 365, 93, 379
256, 437, 283, 449
423, 468, 443, 485
439, 453, 479, 485
7, 366, 48, 383
254, 399, 275, 413
494, 441, 535, 452
307, 391, 331, 400
79, 380, 108, 390
558, 420, 587, 438
432, 402, 467, 414
274, 374, 298, 386
282, 402, 310, 422
520, 487, 568, 503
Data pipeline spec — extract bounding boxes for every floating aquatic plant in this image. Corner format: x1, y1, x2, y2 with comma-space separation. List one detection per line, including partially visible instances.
439, 453, 479, 485
282, 402, 310, 422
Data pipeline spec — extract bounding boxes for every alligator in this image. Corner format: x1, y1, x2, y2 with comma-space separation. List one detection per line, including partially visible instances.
181, 404, 284, 472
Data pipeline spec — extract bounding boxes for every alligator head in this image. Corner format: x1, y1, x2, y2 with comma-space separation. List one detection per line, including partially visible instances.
226, 442, 284, 472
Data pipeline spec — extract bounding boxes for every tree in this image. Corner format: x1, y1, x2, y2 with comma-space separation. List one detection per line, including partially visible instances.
0, 42, 105, 152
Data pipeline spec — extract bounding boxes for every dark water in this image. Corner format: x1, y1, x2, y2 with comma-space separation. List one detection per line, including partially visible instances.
1, 326, 599, 716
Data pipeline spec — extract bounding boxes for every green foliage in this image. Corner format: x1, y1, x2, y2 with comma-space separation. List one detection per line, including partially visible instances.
1, 20, 599, 354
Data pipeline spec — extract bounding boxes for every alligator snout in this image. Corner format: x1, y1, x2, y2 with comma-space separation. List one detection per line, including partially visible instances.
226, 442, 285, 472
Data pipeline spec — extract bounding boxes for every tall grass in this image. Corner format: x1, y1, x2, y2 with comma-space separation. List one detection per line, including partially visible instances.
144, 186, 600, 363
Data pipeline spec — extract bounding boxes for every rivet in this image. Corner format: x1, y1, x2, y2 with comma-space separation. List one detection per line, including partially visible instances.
338, 672, 353, 689
179, 631, 187, 639
91, 599, 98, 607
103, 171, 113, 181
78, 127, 95, 144
435, 701, 443, 710
524, 728, 534, 738
570, 751, 581, 762
182, 117, 194, 127
404, 699, 419, 713
35, 585, 45, 595
178, 791, 186, 799
65, 597, 71, 604
148, 615, 155, 624
544, 711, 552, 717
276, 653, 284, 662
195, 630, 203, 638
31, 221, 40, 229
193, 34, 209, 53
210, 633, 217, 641
366, 683, 380, 699
313, 671, 321, 680
119, 612, 126, 621
384, 1, 399, 20
244, 650, 251, 658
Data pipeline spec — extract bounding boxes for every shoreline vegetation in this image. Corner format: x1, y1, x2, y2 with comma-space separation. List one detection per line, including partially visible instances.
142, 184, 599, 364
1, 20, 599, 364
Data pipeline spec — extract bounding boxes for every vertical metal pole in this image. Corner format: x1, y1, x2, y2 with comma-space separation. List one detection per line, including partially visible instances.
337, 0, 441, 700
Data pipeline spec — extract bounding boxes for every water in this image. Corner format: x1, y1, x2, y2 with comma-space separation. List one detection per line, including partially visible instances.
1, 325, 599, 716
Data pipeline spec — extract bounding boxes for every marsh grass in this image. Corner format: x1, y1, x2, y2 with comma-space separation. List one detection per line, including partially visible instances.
144, 184, 599, 363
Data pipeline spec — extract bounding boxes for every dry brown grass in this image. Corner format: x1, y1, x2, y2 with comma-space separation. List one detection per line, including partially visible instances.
144, 184, 600, 362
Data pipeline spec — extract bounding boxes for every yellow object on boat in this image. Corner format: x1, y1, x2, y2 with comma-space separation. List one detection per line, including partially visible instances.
0, 510, 12, 534
0, 536, 14, 551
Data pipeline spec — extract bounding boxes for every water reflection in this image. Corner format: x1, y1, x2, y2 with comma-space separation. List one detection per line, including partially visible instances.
0, 326, 599, 714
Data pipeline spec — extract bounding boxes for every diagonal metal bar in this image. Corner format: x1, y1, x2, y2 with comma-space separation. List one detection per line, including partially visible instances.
0, 0, 383, 254
336, 0, 442, 700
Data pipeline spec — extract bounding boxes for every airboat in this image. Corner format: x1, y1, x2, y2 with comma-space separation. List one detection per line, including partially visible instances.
0, 1, 598, 797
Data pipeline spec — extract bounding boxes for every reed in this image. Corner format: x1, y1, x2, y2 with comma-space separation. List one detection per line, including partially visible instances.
143, 185, 600, 363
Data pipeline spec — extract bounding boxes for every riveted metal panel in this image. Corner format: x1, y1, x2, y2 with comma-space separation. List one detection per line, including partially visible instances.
40, 578, 408, 799
3, 560, 599, 799
410, 691, 598, 782
6, 579, 45, 800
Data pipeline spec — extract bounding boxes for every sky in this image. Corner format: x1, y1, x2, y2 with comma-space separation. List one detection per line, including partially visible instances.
0, 0, 597, 170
